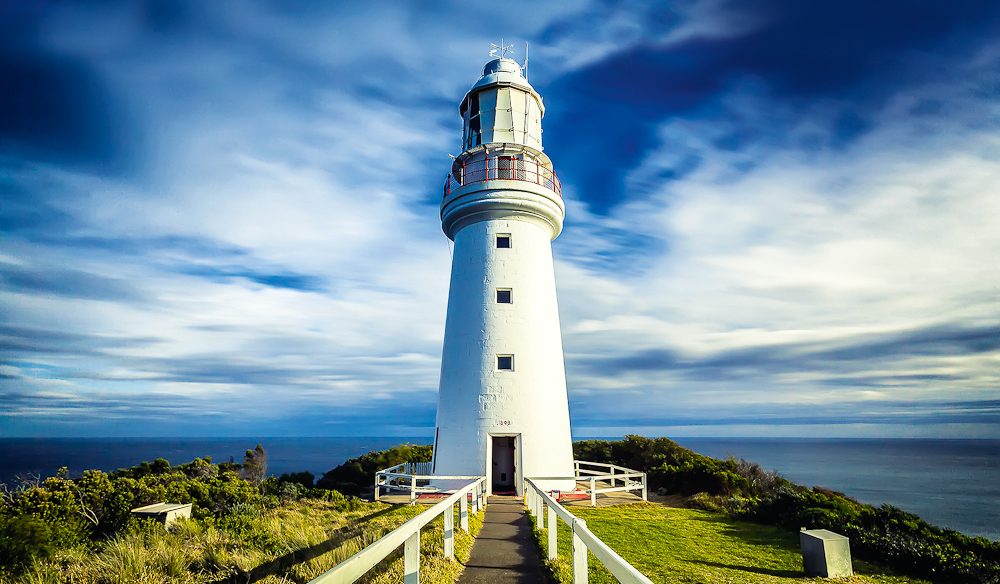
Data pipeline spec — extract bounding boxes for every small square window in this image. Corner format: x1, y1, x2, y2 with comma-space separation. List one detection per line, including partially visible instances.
496, 234, 511, 248
496, 289, 512, 304
497, 355, 514, 371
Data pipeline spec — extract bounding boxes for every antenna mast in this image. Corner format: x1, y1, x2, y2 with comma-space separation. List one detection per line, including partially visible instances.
524, 42, 529, 79
489, 38, 515, 60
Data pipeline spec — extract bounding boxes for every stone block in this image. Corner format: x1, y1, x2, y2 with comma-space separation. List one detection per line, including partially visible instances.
131, 502, 192, 527
800, 528, 853, 578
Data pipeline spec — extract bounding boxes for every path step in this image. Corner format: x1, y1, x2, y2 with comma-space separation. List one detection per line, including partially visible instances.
457, 495, 547, 584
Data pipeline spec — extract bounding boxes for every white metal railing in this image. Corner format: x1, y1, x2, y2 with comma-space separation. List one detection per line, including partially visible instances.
574, 460, 647, 506
374, 462, 435, 502
374, 462, 481, 504
376, 460, 646, 505
309, 477, 487, 584
525, 478, 653, 584
443, 155, 562, 198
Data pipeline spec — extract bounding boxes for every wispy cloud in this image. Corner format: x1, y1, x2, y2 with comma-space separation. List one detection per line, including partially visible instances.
1, 0, 998, 437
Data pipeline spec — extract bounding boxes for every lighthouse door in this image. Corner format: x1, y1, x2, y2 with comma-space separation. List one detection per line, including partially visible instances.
490, 436, 516, 493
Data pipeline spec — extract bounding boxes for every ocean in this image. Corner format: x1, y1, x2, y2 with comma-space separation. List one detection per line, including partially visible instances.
1, 436, 996, 540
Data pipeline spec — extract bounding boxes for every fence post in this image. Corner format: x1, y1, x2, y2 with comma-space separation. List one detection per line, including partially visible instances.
573, 519, 588, 584
547, 506, 558, 560
410, 476, 417, 504
642, 473, 648, 501
610, 466, 615, 487
444, 502, 455, 560
590, 477, 596, 507
374, 473, 380, 501
538, 497, 546, 530
404, 530, 420, 584
460, 490, 469, 532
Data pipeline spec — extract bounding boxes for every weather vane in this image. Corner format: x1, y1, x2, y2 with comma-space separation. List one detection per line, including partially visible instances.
489, 38, 515, 59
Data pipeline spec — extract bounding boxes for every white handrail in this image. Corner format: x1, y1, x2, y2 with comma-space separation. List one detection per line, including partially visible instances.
572, 460, 647, 505
309, 477, 487, 584
375, 460, 645, 507
525, 478, 652, 584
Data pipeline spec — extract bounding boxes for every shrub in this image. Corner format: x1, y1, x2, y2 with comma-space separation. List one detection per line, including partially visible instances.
279, 471, 315, 489
316, 443, 432, 495
0, 515, 61, 572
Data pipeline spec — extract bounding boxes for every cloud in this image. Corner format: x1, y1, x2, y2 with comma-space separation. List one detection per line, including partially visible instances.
0, 262, 145, 301
0, 0, 998, 438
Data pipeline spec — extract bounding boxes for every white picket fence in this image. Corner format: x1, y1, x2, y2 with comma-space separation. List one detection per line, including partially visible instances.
374, 463, 482, 503
574, 460, 648, 506
525, 478, 653, 584
376, 460, 646, 506
308, 477, 487, 584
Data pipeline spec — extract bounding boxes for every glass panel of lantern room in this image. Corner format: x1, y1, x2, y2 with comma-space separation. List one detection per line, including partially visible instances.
510, 93, 527, 144
493, 87, 514, 142
494, 115, 514, 144
494, 88, 514, 143
466, 93, 481, 150
478, 90, 497, 144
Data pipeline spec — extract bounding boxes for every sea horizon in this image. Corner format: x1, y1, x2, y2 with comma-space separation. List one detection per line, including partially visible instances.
2, 436, 997, 541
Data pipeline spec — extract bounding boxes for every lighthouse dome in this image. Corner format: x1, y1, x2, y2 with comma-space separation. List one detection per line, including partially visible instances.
465, 57, 539, 103
483, 57, 522, 76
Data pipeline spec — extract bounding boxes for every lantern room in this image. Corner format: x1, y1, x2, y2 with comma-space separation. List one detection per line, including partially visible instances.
459, 58, 545, 152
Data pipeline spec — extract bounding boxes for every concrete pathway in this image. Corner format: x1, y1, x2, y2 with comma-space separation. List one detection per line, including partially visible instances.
457, 495, 548, 584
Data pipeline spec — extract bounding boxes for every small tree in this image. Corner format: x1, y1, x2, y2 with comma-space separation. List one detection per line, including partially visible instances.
242, 444, 267, 486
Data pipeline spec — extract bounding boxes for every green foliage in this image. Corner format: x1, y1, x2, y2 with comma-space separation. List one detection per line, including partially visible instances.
0, 451, 274, 577
242, 444, 267, 486
279, 470, 315, 489
0, 515, 63, 572
575, 435, 785, 497
213, 502, 280, 552
316, 443, 432, 494
575, 436, 1000, 584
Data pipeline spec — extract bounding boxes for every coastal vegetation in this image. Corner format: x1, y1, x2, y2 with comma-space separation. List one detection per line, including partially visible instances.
317, 443, 432, 495
0, 446, 480, 583
574, 435, 1000, 584
2, 439, 996, 583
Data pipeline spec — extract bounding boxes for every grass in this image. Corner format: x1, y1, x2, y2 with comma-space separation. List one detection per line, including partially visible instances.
532, 502, 931, 584
363, 501, 486, 584
1, 498, 484, 584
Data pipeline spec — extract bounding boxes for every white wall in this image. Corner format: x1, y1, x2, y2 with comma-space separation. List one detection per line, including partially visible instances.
432, 216, 576, 492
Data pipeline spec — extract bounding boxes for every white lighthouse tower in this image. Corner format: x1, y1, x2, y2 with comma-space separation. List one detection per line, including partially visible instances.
431, 53, 576, 494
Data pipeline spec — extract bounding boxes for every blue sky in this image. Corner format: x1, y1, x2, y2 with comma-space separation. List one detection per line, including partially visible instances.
2, 1, 998, 438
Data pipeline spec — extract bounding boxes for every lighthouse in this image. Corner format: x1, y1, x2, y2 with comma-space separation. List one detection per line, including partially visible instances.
431, 53, 576, 494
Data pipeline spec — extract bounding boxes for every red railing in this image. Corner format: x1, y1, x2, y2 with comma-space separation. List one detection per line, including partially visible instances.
443, 155, 562, 198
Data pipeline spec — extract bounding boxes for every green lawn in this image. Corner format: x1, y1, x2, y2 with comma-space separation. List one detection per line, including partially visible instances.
534, 503, 929, 584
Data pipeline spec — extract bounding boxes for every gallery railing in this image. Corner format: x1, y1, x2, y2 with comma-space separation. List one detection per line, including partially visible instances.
443, 155, 562, 198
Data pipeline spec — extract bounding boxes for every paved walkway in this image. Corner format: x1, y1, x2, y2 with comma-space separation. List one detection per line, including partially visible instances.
457, 495, 547, 584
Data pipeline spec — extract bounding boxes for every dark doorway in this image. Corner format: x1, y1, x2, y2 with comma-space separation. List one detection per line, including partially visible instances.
491, 436, 516, 493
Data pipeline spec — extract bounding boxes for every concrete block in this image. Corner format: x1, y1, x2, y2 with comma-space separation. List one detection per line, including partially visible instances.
800, 528, 853, 578
131, 502, 192, 527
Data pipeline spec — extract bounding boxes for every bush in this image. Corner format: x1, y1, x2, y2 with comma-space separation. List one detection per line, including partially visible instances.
279, 471, 315, 489
575, 435, 784, 498
0, 515, 61, 572
316, 443, 431, 495
0, 449, 274, 576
